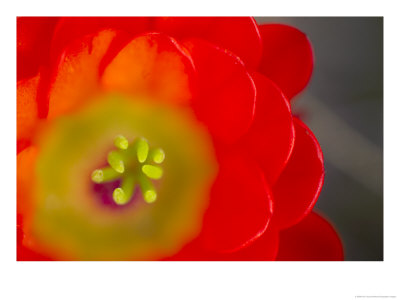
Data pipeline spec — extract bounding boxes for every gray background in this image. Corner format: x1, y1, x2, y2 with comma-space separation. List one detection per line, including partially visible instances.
256, 17, 383, 261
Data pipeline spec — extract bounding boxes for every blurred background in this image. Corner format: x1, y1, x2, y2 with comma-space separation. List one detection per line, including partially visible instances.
256, 17, 383, 261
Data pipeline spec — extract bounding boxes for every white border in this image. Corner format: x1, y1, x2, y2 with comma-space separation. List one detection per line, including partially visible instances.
2, 1, 399, 299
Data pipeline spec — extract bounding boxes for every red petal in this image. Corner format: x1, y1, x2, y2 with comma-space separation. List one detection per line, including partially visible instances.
225, 226, 279, 260
101, 33, 194, 105
258, 24, 313, 100
17, 17, 59, 81
17, 140, 31, 154
50, 17, 151, 64
276, 211, 344, 261
165, 226, 279, 261
154, 17, 262, 69
272, 117, 324, 229
162, 237, 212, 261
201, 149, 273, 253
17, 74, 40, 151
240, 72, 295, 185
17, 215, 52, 261
184, 39, 256, 144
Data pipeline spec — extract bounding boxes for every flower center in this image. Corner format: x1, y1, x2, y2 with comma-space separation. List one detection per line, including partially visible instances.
29, 95, 217, 260
91, 135, 165, 205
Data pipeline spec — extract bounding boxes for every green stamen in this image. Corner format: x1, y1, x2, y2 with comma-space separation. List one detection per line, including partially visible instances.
150, 148, 165, 164
91, 136, 164, 205
91, 169, 104, 183
135, 137, 149, 163
142, 164, 163, 180
114, 135, 129, 150
107, 151, 125, 173
113, 174, 136, 205
122, 173, 136, 200
139, 175, 157, 203
91, 167, 120, 183
113, 188, 126, 205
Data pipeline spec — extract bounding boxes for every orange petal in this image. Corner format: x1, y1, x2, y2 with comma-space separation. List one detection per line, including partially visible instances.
17, 74, 40, 150
17, 146, 38, 216
101, 33, 194, 105
47, 29, 116, 119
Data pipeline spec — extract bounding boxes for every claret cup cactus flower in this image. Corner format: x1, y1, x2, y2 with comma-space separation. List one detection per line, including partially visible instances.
17, 17, 343, 261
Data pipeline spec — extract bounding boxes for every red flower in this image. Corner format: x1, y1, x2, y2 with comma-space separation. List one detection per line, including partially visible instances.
17, 17, 343, 260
